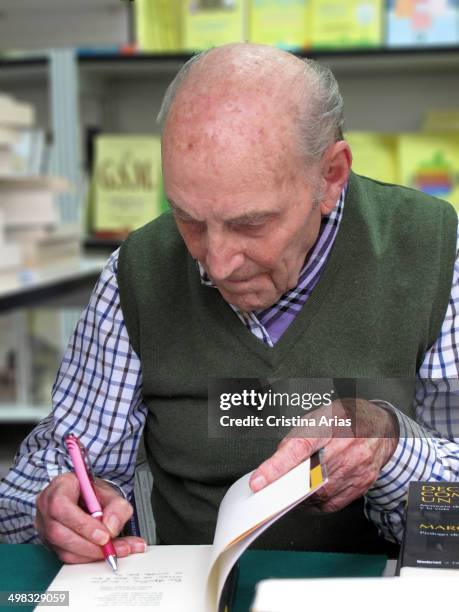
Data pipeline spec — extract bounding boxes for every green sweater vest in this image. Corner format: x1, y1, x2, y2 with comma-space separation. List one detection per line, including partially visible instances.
117, 173, 457, 553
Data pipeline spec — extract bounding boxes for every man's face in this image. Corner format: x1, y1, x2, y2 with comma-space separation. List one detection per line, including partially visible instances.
164, 150, 324, 312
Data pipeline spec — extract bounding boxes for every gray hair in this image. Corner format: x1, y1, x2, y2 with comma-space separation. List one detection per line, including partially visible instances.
157, 52, 344, 161
157, 51, 209, 126
297, 59, 345, 159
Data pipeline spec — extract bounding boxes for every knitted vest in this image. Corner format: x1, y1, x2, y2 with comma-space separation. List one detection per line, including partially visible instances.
117, 173, 457, 554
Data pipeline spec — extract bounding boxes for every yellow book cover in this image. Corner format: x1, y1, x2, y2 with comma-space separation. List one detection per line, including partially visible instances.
249, 0, 311, 50
93, 135, 162, 235
184, 0, 246, 51
135, 0, 162, 52
397, 133, 459, 211
170, 0, 185, 50
310, 0, 383, 49
346, 131, 398, 184
158, 0, 183, 51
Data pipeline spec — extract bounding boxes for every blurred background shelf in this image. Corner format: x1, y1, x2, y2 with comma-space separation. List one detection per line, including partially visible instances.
0, 404, 50, 423
2, 47, 459, 80
0, 257, 105, 312
76, 47, 459, 75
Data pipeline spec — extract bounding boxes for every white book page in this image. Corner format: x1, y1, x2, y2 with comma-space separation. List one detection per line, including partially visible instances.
212, 459, 311, 558
40, 545, 213, 612
212, 459, 310, 559
207, 459, 314, 600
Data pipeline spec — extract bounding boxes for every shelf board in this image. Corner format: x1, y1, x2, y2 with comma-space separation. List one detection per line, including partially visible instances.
1, 47, 459, 82
77, 47, 459, 77
0, 403, 50, 423
0, 257, 105, 312
0, 56, 48, 84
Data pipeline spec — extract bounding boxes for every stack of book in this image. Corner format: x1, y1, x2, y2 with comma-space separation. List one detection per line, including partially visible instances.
0, 93, 76, 272
0, 94, 35, 274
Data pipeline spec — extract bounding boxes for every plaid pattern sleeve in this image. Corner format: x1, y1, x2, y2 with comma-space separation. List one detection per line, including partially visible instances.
0, 250, 147, 543
365, 224, 459, 544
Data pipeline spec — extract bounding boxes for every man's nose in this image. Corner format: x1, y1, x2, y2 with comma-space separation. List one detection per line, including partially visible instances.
205, 230, 243, 281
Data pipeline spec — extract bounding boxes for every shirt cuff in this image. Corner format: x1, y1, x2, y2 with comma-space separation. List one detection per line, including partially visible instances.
365, 400, 438, 509
102, 478, 129, 500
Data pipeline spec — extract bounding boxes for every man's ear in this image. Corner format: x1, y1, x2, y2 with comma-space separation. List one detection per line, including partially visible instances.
319, 141, 352, 215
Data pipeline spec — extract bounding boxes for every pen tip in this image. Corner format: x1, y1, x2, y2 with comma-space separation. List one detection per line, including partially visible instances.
106, 555, 119, 573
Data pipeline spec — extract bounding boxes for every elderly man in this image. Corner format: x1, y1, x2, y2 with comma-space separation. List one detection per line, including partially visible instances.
1, 44, 458, 564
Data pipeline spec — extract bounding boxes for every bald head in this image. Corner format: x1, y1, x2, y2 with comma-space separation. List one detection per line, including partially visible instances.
173, 43, 306, 103
162, 44, 313, 190
159, 43, 344, 168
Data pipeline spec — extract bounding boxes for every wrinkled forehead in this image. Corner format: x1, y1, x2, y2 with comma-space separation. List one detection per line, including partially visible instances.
163, 94, 305, 190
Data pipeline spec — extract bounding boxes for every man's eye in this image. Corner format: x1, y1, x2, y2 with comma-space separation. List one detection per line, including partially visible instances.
233, 221, 266, 232
180, 218, 205, 231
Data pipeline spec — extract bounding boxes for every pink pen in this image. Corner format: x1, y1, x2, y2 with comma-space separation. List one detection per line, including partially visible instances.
65, 434, 118, 572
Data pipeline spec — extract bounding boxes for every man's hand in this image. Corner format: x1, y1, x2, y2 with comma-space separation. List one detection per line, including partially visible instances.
249, 399, 399, 512
35, 473, 146, 564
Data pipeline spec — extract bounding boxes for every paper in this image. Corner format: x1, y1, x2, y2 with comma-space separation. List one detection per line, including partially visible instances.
40, 545, 212, 612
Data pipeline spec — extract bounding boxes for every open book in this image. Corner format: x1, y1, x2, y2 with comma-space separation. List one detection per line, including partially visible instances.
43, 454, 326, 612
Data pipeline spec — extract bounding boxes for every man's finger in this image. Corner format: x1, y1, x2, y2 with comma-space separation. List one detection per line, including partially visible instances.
120, 536, 148, 554
250, 437, 322, 492
52, 536, 141, 565
44, 491, 114, 546
43, 518, 118, 559
101, 495, 134, 537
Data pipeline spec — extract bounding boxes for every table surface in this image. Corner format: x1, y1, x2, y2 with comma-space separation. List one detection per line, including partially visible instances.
0, 544, 387, 612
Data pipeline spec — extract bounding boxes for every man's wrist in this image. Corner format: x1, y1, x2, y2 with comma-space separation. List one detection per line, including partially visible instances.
370, 400, 400, 466
96, 477, 128, 499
